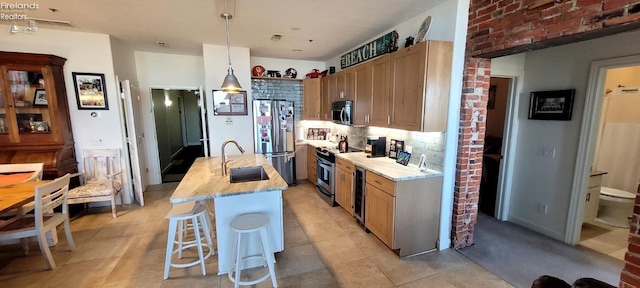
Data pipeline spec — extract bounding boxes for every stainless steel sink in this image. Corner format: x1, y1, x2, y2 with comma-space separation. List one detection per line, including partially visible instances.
229, 166, 270, 183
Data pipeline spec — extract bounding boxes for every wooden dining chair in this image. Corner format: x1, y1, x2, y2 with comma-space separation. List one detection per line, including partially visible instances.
68, 149, 124, 218
0, 174, 75, 270
0, 163, 44, 184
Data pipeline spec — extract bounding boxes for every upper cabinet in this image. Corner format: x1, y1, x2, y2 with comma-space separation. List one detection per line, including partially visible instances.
0, 52, 77, 178
352, 61, 372, 126
390, 41, 452, 132
369, 55, 392, 127
303, 78, 321, 120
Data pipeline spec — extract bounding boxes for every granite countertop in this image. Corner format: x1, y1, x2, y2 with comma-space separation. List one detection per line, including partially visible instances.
336, 152, 443, 181
590, 170, 608, 177
170, 154, 288, 204
296, 139, 337, 148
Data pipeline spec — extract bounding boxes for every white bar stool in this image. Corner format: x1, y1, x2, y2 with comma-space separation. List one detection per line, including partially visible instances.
227, 213, 277, 288
163, 202, 214, 279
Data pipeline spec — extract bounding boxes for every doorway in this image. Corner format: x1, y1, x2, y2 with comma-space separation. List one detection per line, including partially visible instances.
150, 88, 204, 182
577, 64, 640, 260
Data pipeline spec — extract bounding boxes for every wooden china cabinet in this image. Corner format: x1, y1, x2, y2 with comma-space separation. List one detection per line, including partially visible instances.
0, 52, 77, 179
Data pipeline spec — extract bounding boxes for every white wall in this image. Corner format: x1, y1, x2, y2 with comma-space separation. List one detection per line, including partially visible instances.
203, 44, 254, 157
0, 26, 133, 203
250, 57, 325, 79
134, 51, 205, 184
507, 29, 640, 240
325, 0, 458, 71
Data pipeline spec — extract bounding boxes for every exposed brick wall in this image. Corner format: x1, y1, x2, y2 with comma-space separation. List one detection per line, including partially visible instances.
251, 79, 303, 126
621, 185, 640, 287
453, 0, 640, 258
453, 57, 491, 249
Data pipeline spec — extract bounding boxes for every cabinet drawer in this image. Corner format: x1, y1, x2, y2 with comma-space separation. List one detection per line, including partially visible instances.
336, 157, 355, 172
588, 175, 603, 188
366, 171, 394, 196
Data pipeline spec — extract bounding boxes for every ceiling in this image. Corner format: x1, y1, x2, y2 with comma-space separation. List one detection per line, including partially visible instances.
14, 0, 447, 61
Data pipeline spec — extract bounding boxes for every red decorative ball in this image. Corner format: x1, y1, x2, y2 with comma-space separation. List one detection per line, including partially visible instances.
252, 65, 265, 77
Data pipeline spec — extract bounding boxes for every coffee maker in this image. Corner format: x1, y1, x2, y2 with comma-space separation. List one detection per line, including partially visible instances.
366, 136, 386, 158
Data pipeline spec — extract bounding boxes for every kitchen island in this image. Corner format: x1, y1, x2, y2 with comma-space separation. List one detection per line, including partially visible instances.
170, 154, 288, 275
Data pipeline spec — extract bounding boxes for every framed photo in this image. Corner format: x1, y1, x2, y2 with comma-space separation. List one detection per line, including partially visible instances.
33, 89, 47, 106
528, 89, 575, 120
396, 151, 411, 166
487, 85, 496, 109
212, 90, 247, 115
72, 72, 109, 110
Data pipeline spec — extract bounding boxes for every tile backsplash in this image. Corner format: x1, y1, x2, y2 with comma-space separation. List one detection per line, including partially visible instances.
298, 121, 445, 172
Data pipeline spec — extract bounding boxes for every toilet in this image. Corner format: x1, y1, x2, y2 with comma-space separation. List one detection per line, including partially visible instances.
596, 186, 636, 228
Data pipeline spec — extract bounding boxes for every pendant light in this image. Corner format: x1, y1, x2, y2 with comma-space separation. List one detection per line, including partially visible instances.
220, 0, 241, 92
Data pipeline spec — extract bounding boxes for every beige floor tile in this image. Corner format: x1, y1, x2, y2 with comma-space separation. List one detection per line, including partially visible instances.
333, 258, 394, 288
0, 269, 56, 288
0, 245, 75, 274
370, 249, 437, 286
42, 257, 120, 288
272, 243, 325, 278
313, 235, 366, 268
437, 262, 513, 288
609, 248, 627, 260
105, 248, 166, 282
397, 274, 456, 288
91, 221, 147, 241
347, 228, 390, 257
301, 220, 346, 243
70, 212, 114, 231
108, 206, 154, 224
66, 237, 133, 264
122, 232, 169, 259
262, 267, 339, 288
419, 248, 472, 272
102, 274, 164, 288
284, 224, 310, 248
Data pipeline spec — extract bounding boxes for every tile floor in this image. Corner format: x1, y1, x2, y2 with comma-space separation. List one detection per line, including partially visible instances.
579, 221, 629, 260
0, 182, 512, 288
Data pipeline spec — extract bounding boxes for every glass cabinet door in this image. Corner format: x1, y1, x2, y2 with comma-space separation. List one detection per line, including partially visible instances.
7, 69, 51, 135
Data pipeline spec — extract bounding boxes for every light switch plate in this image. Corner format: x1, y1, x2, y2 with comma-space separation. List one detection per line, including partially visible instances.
542, 147, 556, 158
225, 117, 233, 125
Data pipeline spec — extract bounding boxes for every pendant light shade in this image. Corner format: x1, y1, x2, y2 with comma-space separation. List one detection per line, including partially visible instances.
221, 0, 242, 92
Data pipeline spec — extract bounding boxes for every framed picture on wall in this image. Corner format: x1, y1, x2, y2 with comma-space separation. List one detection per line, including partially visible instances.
72, 72, 109, 110
528, 89, 575, 120
212, 90, 248, 115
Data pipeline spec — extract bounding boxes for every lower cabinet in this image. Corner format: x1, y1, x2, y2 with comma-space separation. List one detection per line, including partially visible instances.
306, 145, 317, 185
583, 173, 604, 222
364, 170, 443, 256
295, 144, 307, 181
336, 158, 354, 216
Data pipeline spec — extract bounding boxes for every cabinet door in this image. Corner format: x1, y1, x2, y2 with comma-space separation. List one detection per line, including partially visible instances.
389, 42, 426, 131
295, 144, 307, 180
336, 69, 354, 101
353, 63, 371, 125
336, 167, 354, 216
421, 41, 452, 132
303, 79, 321, 120
365, 183, 394, 247
320, 76, 331, 120
306, 145, 317, 184
369, 55, 391, 127
0, 65, 62, 145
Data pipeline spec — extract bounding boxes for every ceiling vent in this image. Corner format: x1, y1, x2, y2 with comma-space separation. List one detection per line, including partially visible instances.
29, 18, 77, 28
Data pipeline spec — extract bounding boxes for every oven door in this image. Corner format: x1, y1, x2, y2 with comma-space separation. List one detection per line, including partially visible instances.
316, 158, 334, 193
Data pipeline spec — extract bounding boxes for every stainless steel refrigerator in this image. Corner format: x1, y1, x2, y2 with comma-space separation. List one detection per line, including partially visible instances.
253, 100, 296, 185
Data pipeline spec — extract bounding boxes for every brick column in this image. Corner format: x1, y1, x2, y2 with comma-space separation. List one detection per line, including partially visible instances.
621, 185, 640, 287
452, 56, 491, 249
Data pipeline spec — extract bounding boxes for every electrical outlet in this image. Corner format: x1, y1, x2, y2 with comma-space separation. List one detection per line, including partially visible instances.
538, 203, 548, 214
542, 147, 556, 158
225, 117, 233, 125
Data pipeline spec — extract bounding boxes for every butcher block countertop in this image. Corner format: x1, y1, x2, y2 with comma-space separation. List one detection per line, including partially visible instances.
170, 155, 288, 204
337, 152, 443, 181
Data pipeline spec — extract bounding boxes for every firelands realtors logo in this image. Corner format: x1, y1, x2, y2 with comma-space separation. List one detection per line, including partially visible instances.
1, 2, 39, 20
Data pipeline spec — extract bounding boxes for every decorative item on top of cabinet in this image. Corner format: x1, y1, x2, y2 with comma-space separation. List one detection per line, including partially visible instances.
0, 52, 78, 179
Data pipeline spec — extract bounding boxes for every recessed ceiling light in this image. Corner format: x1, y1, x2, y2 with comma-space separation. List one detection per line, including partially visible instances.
271, 34, 282, 41
291, 27, 300, 31
156, 41, 169, 47
292, 49, 302, 52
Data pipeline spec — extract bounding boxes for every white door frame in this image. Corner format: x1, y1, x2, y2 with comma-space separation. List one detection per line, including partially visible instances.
566, 54, 640, 244
147, 86, 201, 184
120, 79, 147, 206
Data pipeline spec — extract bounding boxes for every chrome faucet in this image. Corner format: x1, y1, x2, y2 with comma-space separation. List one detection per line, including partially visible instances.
221, 139, 246, 176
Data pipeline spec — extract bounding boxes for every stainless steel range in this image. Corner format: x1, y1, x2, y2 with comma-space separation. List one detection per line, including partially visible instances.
315, 146, 361, 206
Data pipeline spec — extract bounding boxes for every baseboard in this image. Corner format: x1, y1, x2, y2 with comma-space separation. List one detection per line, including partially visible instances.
508, 215, 566, 241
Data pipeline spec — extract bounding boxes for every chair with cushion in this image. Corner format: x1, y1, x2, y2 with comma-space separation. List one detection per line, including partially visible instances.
0, 174, 75, 270
68, 149, 124, 218
0, 163, 44, 184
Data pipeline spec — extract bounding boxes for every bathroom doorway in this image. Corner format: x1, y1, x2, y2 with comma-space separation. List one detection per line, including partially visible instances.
578, 65, 640, 260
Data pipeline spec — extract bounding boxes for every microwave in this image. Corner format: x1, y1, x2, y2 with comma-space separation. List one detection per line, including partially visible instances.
331, 100, 352, 125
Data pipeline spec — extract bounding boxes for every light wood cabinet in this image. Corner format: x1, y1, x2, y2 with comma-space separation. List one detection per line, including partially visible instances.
306, 144, 317, 185
584, 173, 604, 223
295, 144, 307, 181
320, 76, 333, 120
0, 52, 77, 179
303, 79, 321, 120
369, 55, 391, 127
336, 157, 355, 216
336, 68, 354, 101
364, 170, 443, 256
389, 41, 452, 131
353, 62, 372, 125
